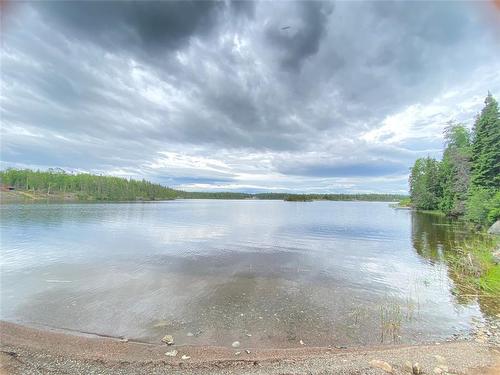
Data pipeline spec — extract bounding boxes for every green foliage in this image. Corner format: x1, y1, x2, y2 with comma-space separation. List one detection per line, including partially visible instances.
0, 169, 179, 201
284, 194, 312, 201
470, 93, 500, 190
179, 191, 252, 199
398, 197, 412, 207
408, 93, 499, 226
1, 168, 408, 203
465, 188, 496, 225
409, 157, 442, 210
439, 123, 471, 216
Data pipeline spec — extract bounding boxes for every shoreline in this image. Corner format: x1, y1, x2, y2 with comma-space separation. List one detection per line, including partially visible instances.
1, 321, 499, 374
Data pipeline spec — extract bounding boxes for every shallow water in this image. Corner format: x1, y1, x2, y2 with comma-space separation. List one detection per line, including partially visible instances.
0, 200, 491, 347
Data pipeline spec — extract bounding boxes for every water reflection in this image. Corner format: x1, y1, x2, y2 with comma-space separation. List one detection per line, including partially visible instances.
411, 211, 498, 316
0, 201, 490, 347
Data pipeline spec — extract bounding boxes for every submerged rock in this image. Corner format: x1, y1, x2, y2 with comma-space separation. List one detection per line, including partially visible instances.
232, 341, 240, 348
161, 335, 174, 345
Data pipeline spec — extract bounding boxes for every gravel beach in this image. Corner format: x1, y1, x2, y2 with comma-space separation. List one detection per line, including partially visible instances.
1, 321, 499, 375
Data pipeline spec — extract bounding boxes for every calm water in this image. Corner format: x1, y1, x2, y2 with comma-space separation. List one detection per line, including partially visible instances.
0, 200, 490, 347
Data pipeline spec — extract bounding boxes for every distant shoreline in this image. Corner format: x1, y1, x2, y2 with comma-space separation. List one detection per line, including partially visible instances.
0, 189, 405, 204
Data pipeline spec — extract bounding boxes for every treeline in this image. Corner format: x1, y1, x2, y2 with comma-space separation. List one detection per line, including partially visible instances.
0, 168, 178, 201
409, 93, 499, 226
0, 169, 406, 202
179, 191, 252, 199
255, 193, 405, 201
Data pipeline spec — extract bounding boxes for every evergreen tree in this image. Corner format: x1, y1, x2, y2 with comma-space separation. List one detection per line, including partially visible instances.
409, 157, 442, 210
439, 123, 471, 216
470, 92, 500, 190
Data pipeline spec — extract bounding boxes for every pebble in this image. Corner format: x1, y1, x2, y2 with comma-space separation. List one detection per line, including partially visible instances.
299, 340, 305, 345
245, 333, 252, 337
245, 350, 251, 354
165, 350, 178, 357
161, 335, 174, 345
369, 359, 393, 373
232, 341, 240, 348
412, 362, 422, 375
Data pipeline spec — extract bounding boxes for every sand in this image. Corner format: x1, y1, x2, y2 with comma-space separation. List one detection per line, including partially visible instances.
1, 321, 499, 374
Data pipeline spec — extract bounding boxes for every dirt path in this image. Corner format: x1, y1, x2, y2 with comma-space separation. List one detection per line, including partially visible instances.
0, 321, 499, 375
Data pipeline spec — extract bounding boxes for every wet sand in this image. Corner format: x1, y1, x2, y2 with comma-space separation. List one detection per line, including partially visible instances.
1, 321, 498, 375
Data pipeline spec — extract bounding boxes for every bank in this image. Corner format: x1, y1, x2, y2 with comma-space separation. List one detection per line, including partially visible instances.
0, 321, 498, 375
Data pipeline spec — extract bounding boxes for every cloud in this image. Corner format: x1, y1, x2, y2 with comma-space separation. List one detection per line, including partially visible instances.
264, 1, 334, 71
35, 1, 225, 54
278, 159, 408, 178
1, 0, 499, 193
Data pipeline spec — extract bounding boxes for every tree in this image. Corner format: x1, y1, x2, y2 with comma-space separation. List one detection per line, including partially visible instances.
470, 92, 500, 190
409, 157, 442, 210
439, 122, 471, 216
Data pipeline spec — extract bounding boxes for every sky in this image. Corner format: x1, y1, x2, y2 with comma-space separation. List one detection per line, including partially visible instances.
1, 1, 500, 194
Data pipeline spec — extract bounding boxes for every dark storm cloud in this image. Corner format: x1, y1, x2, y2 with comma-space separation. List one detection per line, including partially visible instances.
36, 1, 225, 53
1, 0, 499, 192
265, 1, 334, 71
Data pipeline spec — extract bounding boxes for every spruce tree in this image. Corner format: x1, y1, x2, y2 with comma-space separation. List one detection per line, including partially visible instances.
470, 93, 500, 189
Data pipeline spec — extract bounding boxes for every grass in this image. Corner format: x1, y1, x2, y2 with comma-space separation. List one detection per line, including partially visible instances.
446, 236, 499, 297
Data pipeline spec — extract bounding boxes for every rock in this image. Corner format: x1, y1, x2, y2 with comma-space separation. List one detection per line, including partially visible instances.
181, 355, 191, 360
488, 220, 500, 235
165, 350, 178, 357
186, 332, 194, 337
245, 350, 251, 354
412, 362, 422, 375
369, 359, 393, 373
235, 351, 241, 356
299, 340, 305, 345
120, 338, 129, 343
245, 333, 252, 337
161, 335, 174, 345
232, 341, 240, 348
403, 361, 413, 373
492, 248, 500, 265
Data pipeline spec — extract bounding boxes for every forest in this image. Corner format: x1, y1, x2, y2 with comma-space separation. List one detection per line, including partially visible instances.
0, 168, 179, 201
408, 93, 500, 226
0, 168, 405, 203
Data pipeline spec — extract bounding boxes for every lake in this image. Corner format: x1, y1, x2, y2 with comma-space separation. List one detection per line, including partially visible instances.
0, 200, 492, 347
